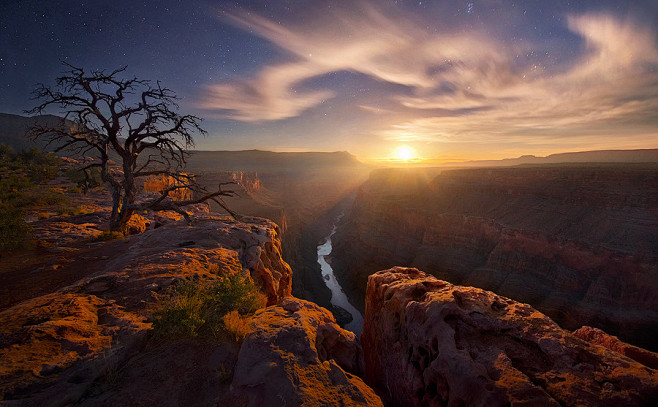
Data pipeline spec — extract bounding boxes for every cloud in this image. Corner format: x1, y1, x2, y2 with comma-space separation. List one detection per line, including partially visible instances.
199, 2, 511, 121
199, 61, 334, 122
199, 3, 658, 153
380, 12, 658, 145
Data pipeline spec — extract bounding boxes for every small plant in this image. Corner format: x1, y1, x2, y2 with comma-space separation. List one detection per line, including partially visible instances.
64, 167, 103, 191
222, 310, 252, 342
58, 204, 92, 216
96, 231, 124, 241
151, 274, 266, 340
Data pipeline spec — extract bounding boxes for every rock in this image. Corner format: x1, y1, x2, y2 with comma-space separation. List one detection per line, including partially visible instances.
573, 326, 658, 370
0, 216, 293, 405
31, 220, 103, 244
102, 216, 292, 306
125, 213, 149, 235
232, 297, 382, 406
332, 166, 658, 350
0, 293, 150, 406
362, 267, 658, 407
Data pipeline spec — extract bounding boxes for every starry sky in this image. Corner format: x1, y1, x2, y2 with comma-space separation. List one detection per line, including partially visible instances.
1, 0, 657, 162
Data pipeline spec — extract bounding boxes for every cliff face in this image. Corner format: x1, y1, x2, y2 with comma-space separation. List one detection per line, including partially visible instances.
362, 267, 658, 407
0, 216, 292, 405
232, 297, 382, 406
332, 165, 658, 349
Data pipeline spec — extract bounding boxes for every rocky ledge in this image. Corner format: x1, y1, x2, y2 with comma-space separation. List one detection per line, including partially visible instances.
362, 267, 658, 407
232, 297, 382, 406
0, 216, 292, 406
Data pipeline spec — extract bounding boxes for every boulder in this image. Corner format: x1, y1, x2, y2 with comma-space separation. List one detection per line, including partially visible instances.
362, 267, 658, 407
232, 297, 382, 406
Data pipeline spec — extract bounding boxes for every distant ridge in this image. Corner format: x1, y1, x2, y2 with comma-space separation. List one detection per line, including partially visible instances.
450, 149, 658, 167
188, 149, 365, 172
0, 113, 70, 151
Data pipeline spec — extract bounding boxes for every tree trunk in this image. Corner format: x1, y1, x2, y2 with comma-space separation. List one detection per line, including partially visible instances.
116, 157, 137, 234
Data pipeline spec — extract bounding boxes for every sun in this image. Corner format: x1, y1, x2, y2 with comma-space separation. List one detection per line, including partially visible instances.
394, 146, 415, 161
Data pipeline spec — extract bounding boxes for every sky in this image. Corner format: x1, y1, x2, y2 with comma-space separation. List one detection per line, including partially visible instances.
1, 0, 658, 163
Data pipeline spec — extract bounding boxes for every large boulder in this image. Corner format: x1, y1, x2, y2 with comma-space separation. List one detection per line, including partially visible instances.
362, 267, 658, 407
232, 297, 382, 406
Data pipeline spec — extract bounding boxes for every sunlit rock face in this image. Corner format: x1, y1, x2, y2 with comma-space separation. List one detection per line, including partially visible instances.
141, 173, 194, 201
362, 267, 658, 407
0, 216, 292, 405
232, 297, 383, 407
573, 326, 658, 370
332, 165, 658, 350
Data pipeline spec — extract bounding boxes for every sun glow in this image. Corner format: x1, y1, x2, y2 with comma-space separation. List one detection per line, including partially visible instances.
394, 146, 416, 162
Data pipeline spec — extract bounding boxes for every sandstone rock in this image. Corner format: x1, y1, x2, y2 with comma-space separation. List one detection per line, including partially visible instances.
232, 297, 382, 406
126, 213, 150, 235
102, 216, 292, 306
0, 293, 149, 406
31, 219, 103, 244
573, 326, 658, 370
362, 267, 658, 407
0, 216, 293, 405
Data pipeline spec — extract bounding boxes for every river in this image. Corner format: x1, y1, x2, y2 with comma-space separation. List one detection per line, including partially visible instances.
317, 213, 364, 336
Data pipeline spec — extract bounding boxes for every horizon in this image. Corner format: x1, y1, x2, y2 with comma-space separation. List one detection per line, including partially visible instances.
2, 1, 658, 162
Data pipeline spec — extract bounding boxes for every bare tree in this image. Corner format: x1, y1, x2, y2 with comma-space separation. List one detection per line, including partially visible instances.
27, 63, 237, 233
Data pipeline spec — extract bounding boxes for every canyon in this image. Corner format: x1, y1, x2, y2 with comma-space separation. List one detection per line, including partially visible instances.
1, 153, 657, 405
332, 164, 658, 351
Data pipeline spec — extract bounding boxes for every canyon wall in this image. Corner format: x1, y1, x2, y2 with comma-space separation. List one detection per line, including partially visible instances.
362, 267, 658, 406
332, 165, 658, 349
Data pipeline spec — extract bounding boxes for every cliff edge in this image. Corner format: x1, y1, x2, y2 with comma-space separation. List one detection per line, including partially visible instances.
0, 216, 292, 406
362, 267, 658, 407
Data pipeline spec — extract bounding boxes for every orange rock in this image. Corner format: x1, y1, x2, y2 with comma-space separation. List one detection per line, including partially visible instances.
362, 267, 658, 407
232, 297, 382, 406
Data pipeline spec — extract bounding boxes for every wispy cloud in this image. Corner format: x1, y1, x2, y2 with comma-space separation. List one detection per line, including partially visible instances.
380, 12, 658, 145
199, 3, 658, 155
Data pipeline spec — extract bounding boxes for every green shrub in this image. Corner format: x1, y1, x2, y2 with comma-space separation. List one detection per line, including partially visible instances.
19, 148, 61, 183
0, 203, 32, 251
151, 274, 265, 340
64, 167, 103, 190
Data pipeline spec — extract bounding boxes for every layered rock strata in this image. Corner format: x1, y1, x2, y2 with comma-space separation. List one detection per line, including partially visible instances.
362, 267, 658, 407
232, 297, 382, 406
332, 165, 658, 349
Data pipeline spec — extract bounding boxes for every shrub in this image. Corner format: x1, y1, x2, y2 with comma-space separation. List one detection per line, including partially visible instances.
222, 310, 252, 342
0, 145, 64, 251
151, 274, 266, 340
58, 204, 92, 216
64, 167, 103, 190
0, 203, 32, 251
96, 231, 124, 241
19, 148, 61, 183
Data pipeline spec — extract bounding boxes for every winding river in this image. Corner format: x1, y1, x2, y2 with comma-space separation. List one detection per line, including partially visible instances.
317, 213, 364, 336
